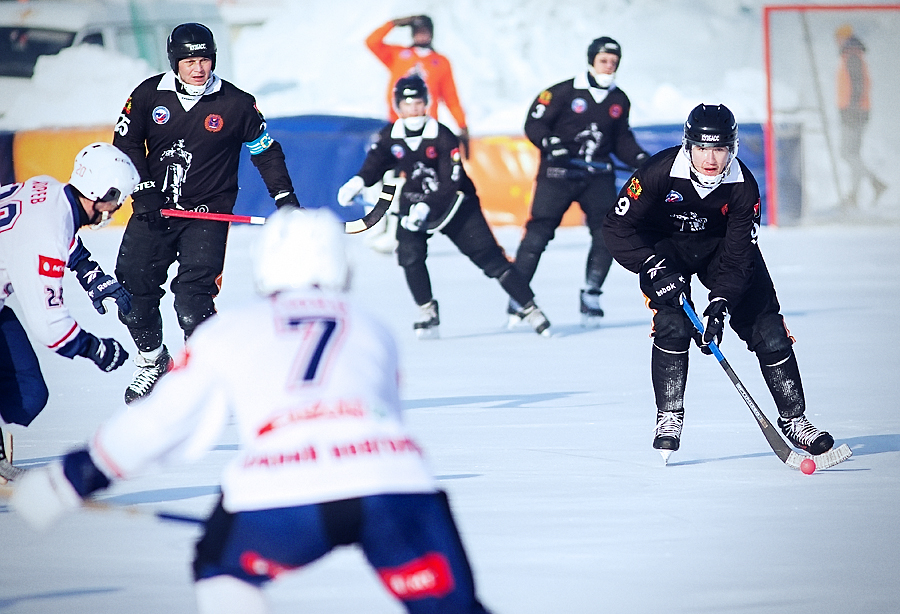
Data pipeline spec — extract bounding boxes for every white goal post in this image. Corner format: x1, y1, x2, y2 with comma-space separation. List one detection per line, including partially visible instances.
763, 4, 900, 224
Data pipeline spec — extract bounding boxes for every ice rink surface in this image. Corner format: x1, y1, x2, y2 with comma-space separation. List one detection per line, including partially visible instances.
2, 219, 899, 613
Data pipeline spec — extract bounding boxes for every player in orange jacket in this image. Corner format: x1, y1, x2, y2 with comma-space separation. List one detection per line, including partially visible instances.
366, 15, 469, 157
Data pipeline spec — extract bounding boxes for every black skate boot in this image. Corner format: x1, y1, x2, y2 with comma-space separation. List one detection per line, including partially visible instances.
414, 300, 440, 339
125, 345, 173, 404
653, 409, 684, 464
580, 288, 604, 327
777, 415, 834, 455
518, 301, 551, 336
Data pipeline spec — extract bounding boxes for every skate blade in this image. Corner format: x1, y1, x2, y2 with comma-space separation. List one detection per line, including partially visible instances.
658, 449, 674, 465
415, 327, 440, 340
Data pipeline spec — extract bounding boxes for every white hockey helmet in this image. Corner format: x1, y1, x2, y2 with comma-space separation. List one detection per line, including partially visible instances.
253, 206, 351, 295
69, 142, 140, 207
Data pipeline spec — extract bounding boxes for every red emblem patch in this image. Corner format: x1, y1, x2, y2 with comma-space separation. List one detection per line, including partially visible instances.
38, 255, 65, 278
609, 104, 623, 119
204, 114, 224, 132
426, 146, 438, 159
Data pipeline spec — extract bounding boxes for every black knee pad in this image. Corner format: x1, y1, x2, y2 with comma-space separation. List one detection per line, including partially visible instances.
747, 313, 794, 358
652, 309, 693, 353
396, 241, 426, 269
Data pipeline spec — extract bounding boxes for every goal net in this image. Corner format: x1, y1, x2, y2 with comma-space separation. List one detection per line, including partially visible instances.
763, 4, 900, 224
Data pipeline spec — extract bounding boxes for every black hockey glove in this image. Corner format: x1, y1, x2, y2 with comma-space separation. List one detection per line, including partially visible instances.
274, 191, 300, 208
696, 298, 728, 355
78, 334, 129, 372
639, 254, 687, 306
131, 181, 169, 231
458, 128, 471, 160
71, 258, 131, 315
542, 136, 569, 163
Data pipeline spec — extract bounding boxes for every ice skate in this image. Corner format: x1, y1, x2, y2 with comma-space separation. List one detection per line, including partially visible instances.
653, 409, 684, 464
413, 300, 440, 339
580, 288, 604, 328
124, 345, 173, 404
777, 415, 834, 456
0, 426, 25, 484
506, 298, 524, 329
518, 301, 551, 337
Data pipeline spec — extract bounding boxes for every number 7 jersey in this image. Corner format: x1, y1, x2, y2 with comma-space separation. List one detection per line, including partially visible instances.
89, 289, 438, 512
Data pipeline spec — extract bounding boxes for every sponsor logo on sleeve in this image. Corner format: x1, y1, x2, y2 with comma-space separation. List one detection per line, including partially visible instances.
38, 255, 66, 278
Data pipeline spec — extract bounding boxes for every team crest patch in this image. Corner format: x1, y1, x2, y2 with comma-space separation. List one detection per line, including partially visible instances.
152, 106, 170, 124
426, 146, 438, 159
538, 90, 552, 105
571, 98, 587, 113
626, 177, 642, 199
450, 148, 460, 162
205, 114, 224, 132
665, 190, 683, 203
123, 97, 133, 115
609, 104, 623, 119
721, 203, 729, 215
391, 144, 405, 159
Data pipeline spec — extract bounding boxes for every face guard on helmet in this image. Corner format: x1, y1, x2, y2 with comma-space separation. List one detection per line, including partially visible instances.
393, 75, 430, 130
69, 142, 140, 229
167, 23, 217, 73
253, 206, 351, 295
682, 103, 739, 188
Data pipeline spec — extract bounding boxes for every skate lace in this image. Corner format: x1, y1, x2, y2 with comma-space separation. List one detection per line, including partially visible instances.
656, 411, 684, 438
783, 416, 821, 445
127, 363, 165, 395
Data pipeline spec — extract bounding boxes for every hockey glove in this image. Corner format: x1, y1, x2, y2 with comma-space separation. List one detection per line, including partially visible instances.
542, 136, 569, 162
337, 175, 365, 206
71, 258, 131, 315
697, 298, 728, 355
274, 191, 300, 208
131, 181, 169, 231
79, 334, 129, 372
400, 202, 430, 232
393, 15, 417, 27
639, 254, 687, 306
11, 449, 111, 531
458, 128, 471, 160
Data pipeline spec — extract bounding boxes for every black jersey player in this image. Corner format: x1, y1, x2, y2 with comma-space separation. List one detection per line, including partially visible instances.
603, 103, 837, 461
113, 23, 299, 404
512, 37, 649, 327
338, 75, 550, 339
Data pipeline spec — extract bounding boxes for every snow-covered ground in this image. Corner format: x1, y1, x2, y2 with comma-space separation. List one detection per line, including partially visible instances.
2, 221, 899, 613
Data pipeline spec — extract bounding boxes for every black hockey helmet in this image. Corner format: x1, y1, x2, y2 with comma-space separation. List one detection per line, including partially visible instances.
411, 15, 434, 37
683, 104, 738, 149
393, 74, 429, 107
167, 23, 217, 73
587, 36, 621, 65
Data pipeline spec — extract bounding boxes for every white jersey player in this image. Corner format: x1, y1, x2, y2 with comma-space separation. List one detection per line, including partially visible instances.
0, 143, 137, 481
13, 207, 493, 614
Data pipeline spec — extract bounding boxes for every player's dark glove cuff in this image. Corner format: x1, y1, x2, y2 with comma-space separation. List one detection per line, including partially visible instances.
130, 181, 166, 216
63, 449, 112, 498
71, 258, 131, 315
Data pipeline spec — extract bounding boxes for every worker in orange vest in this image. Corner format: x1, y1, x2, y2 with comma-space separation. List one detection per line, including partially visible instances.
835, 24, 887, 207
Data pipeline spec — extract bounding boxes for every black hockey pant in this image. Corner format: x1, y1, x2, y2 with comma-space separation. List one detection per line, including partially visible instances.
395, 195, 534, 307
513, 172, 617, 292
648, 242, 804, 419
115, 215, 228, 352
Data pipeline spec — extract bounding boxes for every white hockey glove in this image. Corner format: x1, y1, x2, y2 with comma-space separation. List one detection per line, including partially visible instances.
337, 175, 365, 206
400, 202, 430, 232
12, 461, 84, 531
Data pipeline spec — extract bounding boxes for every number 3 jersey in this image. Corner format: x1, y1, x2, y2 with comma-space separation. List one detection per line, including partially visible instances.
89, 289, 438, 512
0, 177, 85, 352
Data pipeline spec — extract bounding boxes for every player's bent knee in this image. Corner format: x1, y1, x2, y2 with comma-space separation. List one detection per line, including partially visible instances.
195, 575, 267, 614
747, 314, 794, 358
